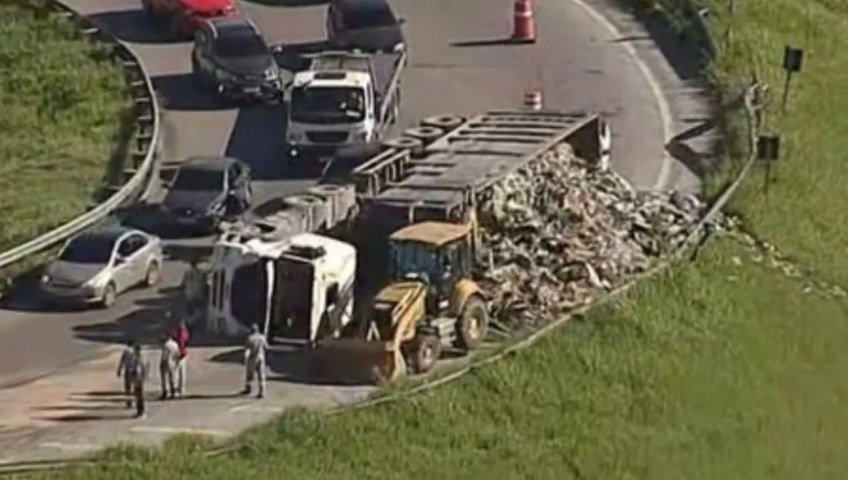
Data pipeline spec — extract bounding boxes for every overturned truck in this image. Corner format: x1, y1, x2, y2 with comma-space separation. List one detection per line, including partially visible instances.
207, 109, 610, 383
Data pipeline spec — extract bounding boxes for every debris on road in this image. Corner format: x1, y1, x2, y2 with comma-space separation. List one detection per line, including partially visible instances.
475, 144, 701, 329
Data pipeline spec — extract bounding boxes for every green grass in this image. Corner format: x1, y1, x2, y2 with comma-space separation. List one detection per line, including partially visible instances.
0, 3, 132, 253
704, 0, 848, 286
29, 0, 848, 478
37, 239, 848, 480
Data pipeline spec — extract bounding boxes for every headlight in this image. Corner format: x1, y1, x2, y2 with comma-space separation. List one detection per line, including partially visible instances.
264, 66, 278, 81
41, 274, 51, 284
85, 271, 108, 289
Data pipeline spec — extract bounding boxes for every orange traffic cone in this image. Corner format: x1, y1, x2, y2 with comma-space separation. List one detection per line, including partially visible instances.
512, 0, 536, 43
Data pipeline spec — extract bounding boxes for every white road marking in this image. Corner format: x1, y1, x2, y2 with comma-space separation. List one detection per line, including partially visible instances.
131, 426, 231, 437
39, 441, 98, 451
567, 0, 675, 190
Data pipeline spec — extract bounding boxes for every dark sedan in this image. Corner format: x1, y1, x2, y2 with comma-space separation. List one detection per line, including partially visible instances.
162, 156, 252, 234
191, 18, 284, 104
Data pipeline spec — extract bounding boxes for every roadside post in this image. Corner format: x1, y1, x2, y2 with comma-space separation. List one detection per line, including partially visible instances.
757, 134, 780, 195
780, 46, 804, 117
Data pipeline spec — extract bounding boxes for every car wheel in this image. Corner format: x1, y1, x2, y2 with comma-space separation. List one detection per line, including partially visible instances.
100, 282, 117, 309
144, 261, 161, 287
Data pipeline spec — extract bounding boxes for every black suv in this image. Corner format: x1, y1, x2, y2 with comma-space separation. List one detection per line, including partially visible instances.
162, 156, 253, 234
191, 18, 283, 104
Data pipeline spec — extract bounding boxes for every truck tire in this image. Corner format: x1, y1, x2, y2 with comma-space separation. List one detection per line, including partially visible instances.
455, 295, 488, 351
404, 126, 444, 146
382, 137, 424, 158
421, 115, 465, 132
407, 334, 441, 374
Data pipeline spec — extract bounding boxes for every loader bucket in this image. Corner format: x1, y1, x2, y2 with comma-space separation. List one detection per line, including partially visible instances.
309, 339, 407, 385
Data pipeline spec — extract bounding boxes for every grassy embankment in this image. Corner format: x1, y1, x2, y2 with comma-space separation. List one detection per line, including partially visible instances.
0, 3, 133, 254
39, 0, 848, 478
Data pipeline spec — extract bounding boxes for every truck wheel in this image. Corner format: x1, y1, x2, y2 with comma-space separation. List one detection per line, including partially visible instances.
455, 295, 488, 351
408, 334, 441, 374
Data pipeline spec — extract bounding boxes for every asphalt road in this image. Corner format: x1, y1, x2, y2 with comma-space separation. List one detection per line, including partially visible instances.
0, 0, 698, 390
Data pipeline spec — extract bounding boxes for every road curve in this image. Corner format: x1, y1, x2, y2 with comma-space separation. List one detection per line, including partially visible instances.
1, 0, 676, 388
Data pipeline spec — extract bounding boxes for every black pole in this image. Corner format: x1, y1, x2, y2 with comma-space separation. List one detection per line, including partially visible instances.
780, 70, 794, 118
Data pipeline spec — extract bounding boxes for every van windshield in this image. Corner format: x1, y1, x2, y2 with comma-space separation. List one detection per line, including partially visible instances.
290, 86, 365, 124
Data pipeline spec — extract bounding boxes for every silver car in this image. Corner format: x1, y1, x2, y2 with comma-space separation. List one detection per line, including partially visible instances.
41, 226, 164, 308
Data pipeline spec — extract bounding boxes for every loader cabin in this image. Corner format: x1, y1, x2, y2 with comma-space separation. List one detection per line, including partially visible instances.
386, 221, 474, 313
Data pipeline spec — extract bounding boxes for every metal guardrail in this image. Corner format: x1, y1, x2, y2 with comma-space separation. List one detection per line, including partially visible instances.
0, 0, 161, 271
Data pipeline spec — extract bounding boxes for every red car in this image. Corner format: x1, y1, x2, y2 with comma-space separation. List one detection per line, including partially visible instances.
141, 0, 239, 39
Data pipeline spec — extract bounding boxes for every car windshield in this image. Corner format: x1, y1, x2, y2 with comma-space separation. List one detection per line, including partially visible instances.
290, 86, 365, 124
215, 31, 268, 58
389, 240, 438, 280
345, 4, 398, 30
59, 236, 115, 264
172, 168, 224, 192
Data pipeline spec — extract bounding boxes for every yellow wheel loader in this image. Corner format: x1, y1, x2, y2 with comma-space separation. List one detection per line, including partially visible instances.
311, 220, 489, 384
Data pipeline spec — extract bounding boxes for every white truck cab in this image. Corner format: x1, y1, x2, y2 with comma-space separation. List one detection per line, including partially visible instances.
208, 231, 356, 345
285, 50, 405, 159
286, 70, 376, 157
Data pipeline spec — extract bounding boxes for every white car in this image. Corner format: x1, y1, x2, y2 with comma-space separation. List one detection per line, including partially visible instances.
41, 226, 164, 308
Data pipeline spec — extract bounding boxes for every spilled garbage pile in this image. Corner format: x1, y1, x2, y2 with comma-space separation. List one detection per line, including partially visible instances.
475, 144, 702, 329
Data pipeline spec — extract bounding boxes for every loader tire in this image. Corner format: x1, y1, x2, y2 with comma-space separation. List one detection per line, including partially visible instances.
456, 295, 488, 351
407, 334, 441, 374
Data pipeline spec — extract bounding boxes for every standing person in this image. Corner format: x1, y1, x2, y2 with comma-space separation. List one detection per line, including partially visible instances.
181, 259, 207, 326
159, 334, 180, 400
171, 318, 190, 397
129, 343, 149, 418
242, 324, 268, 399
116, 340, 137, 408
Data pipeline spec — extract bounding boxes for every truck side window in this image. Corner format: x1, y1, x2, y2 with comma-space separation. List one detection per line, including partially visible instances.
326, 283, 339, 308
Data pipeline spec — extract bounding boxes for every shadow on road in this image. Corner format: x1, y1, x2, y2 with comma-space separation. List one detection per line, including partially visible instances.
210, 346, 375, 386
224, 105, 291, 180
88, 9, 175, 45
611, 1, 708, 82
152, 73, 224, 112
450, 38, 525, 48
72, 306, 168, 345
